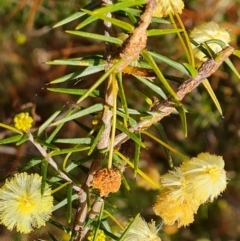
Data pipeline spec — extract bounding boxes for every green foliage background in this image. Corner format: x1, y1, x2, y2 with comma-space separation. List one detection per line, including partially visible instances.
0, 0, 240, 240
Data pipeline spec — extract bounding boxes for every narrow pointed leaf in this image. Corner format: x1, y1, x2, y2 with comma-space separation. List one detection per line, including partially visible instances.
50, 65, 105, 84
19, 157, 42, 171
66, 30, 123, 45
176, 105, 188, 137
50, 104, 103, 126
147, 28, 182, 36
47, 88, 100, 97
0, 123, 23, 134
16, 134, 29, 145
54, 138, 92, 145
142, 50, 179, 100
51, 147, 90, 156
41, 159, 48, 195
117, 73, 129, 125
46, 109, 75, 144
88, 124, 105, 155
224, 58, 240, 79
82, 9, 134, 32
116, 121, 145, 148
134, 132, 141, 177
53, 194, 78, 212
77, 59, 124, 104
48, 219, 71, 233
134, 75, 167, 100
38, 109, 62, 136
93, 0, 146, 15
53, 12, 86, 28
202, 79, 222, 115
148, 51, 190, 75
0, 135, 22, 144
75, 15, 98, 30
53, 1, 101, 28
46, 56, 104, 66
67, 184, 73, 223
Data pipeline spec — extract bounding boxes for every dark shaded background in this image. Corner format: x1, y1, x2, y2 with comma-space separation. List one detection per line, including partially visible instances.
0, 0, 240, 240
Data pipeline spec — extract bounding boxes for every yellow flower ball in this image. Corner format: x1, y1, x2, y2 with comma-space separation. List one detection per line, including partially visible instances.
181, 152, 227, 203
14, 112, 33, 132
0, 172, 53, 234
153, 153, 227, 227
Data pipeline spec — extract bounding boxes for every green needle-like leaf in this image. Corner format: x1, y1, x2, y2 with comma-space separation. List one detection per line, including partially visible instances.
148, 51, 190, 75
0, 135, 23, 144
47, 88, 100, 97
67, 184, 73, 223
202, 79, 222, 115
147, 28, 182, 36
142, 50, 179, 101
53, 1, 101, 28
41, 159, 48, 195
66, 30, 123, 45
38, 108, 63, 136
176, 104, 188, 137
50, 65, 105, 84
81, 9, 134, 32
50, 104, 103, 126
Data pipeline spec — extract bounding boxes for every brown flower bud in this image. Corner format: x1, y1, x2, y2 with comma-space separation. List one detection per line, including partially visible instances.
90, 168, 121, 197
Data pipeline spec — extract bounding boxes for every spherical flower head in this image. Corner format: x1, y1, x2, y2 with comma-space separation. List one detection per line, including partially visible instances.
181, 152, 227, 203
153, 168, 199, 227
87, 229, 106, 241
14, 112, 33, 132
190, 22, 231, 61
0, 172, 53, 234
90, 168, 121, 197
153, 0, 184, 18
120, 215, 161, 241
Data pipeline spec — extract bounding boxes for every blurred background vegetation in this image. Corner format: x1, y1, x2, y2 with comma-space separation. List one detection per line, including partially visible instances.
0, 0, 240, 240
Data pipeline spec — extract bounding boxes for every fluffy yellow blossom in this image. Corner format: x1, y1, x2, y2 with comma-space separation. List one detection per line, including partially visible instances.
153, 0, 184, 18
181, 152, 227, 203
153, 168, 199, 227
87, 229, 106, 241
154, 153, 227, 227
120, 215, 161, 241
14, 112, 33, 132
190, 22, 231, 60
0, 172, 53, 234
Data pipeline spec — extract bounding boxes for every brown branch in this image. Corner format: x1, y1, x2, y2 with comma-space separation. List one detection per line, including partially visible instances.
113, 46, 235, 148
115, 0, 157, 72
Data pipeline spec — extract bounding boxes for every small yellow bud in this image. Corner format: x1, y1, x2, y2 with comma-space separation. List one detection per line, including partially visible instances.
14, 112, 33, 132
87, 229, 106, 241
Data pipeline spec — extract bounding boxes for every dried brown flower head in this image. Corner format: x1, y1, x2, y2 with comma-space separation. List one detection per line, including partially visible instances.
90, 168, 121, 197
